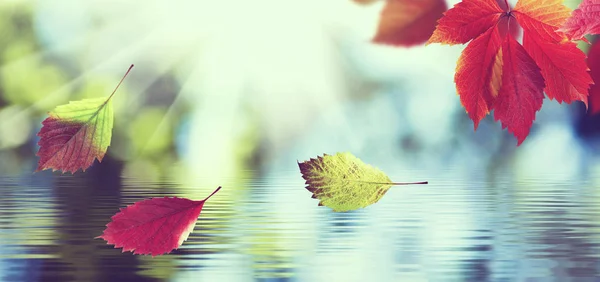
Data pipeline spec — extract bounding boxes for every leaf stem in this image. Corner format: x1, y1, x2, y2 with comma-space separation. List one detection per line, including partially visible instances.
108, 64, 134, 101
389, 181, 428, 185
357, 181, 428, 185
203, 186, 222, 201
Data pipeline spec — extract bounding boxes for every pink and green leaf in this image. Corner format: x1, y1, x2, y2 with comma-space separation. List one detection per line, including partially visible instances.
36, 65, 133, 174
37, 98, 114, 173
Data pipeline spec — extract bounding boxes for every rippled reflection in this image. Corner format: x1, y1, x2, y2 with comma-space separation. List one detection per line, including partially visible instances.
1, 168, 600, 281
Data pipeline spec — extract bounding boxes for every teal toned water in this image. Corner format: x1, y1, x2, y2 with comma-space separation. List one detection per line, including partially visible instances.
1, 169, 599, 282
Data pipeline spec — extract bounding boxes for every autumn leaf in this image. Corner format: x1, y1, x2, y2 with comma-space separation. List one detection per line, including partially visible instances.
427, 0, 503, 45
97, 186, 221, 257
513, 0, 591, 105
558, 0, 600, 41
298, 152, 427, 212
588, 39, 600, 115
36, 65, 134, 173
428, 0, 593, 144
454, 25, 503, 128
373, 0, 447, 46
520, 32, 590, 104
512, 0, 571, 43
493, 33, 545, 144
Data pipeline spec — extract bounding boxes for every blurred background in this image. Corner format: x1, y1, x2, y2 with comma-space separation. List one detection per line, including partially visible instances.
2, 0, 600, 281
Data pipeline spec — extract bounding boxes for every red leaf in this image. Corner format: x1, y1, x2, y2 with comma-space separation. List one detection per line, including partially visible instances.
494, 33, 545, 144
521, 31, 591, 105
429, 0, 593, 144
510, 0, 591, 108
427, 0, 503, 45
454, 25, 503, 128
588, 39, 600, 115
373, 0, 447, 46
512, 0, 572, 43
558, 0, 600, 41
97, 187, 221, 257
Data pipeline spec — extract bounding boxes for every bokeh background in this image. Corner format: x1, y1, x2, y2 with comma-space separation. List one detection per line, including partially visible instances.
2, 0, 600, 281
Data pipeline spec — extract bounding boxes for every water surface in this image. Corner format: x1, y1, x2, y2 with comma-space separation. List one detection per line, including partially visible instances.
1, 169, 599, 282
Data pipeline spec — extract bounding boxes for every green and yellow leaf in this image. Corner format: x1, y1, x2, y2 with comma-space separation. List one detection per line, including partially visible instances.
298, 152, 427, 212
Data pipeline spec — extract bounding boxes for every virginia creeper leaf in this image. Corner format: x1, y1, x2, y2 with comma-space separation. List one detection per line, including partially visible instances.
36, 65, 134, 173
429, 0, 593, 144
373, 0, 447, 47
513, 0, 572, 43
558, 0, 600, 41
588, 39, 600, 115
97, 186, 221, 257
493, 33, 545, 145
427, 0, 503, 45
521, 32, 591, 105
454, 25, 503, 128
298, 152, 427, 212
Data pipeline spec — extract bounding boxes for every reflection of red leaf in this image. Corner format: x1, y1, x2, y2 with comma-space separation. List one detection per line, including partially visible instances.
558, 0, 600, 41
494, 34, 545, 145
97, 187, 221, 257
429, 0, 593, 144
588, 40, 600, 115
373, 0, 447, 46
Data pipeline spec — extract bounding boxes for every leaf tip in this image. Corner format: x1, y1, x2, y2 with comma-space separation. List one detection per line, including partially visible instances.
472, 120, 480, 131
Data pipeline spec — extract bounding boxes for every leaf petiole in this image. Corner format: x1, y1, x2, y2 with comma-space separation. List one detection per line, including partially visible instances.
203, 186, 222, 201
360, 181, 428, 185
389, 181, 428, 185
107, 64, 134, 101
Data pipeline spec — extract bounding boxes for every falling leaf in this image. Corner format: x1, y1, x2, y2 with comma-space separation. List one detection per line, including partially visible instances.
428, 0, 593, 144
97, 186, 221, 256
558, 0, 600, 41
298, 152, 427, 212
373, 0, 447, 47
36, 65, 134, 173
588, 39, 600, 115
